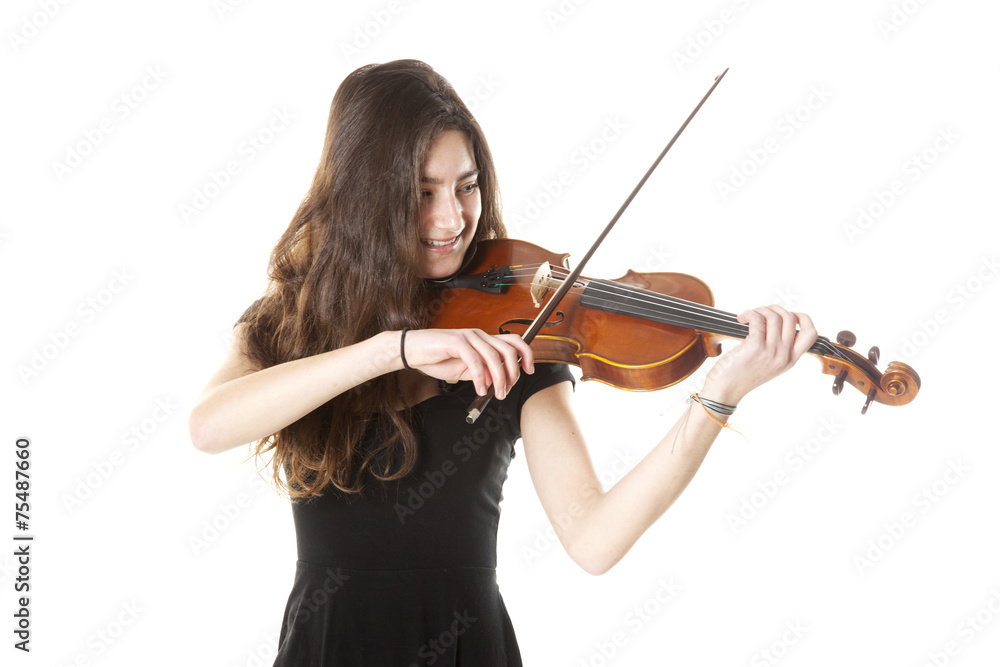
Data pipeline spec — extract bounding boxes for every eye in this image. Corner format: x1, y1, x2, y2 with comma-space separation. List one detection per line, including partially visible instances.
460, 182, 479, 194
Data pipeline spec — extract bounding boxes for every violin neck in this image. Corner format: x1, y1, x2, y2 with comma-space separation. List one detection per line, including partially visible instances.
580, 279, 829, 356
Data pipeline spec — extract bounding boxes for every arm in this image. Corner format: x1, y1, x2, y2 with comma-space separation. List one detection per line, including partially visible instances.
188, 324, 534, 455
520, 305, 817, 575
188, 325, 402, 454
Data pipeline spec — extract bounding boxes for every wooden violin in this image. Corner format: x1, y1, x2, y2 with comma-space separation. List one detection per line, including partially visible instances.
429, 68, 919, 422
427, 238, 921, 415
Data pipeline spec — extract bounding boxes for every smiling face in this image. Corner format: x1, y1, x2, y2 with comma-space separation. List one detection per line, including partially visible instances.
416, 129, 481, 280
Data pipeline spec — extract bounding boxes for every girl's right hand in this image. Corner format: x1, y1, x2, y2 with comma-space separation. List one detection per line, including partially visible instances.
399, 329, 534, 400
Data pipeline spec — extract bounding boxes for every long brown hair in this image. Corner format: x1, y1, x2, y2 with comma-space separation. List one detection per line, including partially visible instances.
239, 60, 506, 499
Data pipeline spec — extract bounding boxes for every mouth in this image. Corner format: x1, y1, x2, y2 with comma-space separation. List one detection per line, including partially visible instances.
420, 235, 461, 252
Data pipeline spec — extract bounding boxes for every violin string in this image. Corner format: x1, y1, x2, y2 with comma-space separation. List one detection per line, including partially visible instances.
501, 265, 748, 335
502, 264, 754, 335
495, 264, 847, 360
498, 265, 844, 358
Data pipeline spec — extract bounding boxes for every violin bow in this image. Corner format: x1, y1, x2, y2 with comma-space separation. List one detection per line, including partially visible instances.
466, 68, 730, 423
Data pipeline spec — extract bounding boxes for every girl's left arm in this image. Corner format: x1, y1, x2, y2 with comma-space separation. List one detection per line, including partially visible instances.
519, 304, 816, 575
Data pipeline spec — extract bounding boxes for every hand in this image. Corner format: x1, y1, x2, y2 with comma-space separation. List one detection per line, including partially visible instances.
399, 328, 535, 400
702, 305, 818, 405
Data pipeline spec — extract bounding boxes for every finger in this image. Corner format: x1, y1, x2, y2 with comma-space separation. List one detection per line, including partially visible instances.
452, 336, 490, 396
791, 312, 819, 358
471, 330, 519, 398
757, 306, 783, 353
490, 335, 524, 390
495, 334, 534, 386
499, 334, 535, 374
739, 309, 766, 344
465, 330, 509, 399
766, 303, 797, 349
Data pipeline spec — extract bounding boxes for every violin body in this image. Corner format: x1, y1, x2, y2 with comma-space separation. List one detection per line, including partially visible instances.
428, 239, 721, 390
427, 239, 920, 413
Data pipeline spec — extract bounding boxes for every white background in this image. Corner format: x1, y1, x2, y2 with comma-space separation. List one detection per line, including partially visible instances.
3, 0, 999, 665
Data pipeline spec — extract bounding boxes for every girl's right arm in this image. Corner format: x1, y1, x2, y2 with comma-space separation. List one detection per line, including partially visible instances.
188, 325, 404, 455
188, 325, 533, 455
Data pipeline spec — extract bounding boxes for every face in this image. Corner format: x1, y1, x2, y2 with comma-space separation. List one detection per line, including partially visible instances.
416, 129, 481, 279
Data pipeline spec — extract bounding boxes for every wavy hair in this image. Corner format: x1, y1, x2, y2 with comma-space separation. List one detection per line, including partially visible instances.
238, 60, 505, 499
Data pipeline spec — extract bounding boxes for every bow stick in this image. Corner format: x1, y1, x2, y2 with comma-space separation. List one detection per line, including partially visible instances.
466, 68, 730, 423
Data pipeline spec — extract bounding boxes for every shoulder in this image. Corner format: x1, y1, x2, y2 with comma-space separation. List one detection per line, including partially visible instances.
193, 321, 258, 407
518, 363, 575, 405
504, 363, 575, 431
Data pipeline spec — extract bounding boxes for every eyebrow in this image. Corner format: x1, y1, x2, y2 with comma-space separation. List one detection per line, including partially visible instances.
420, 169, 480, 185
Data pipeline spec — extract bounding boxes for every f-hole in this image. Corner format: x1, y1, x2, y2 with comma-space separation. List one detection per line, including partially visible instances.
499, 311, 565, 335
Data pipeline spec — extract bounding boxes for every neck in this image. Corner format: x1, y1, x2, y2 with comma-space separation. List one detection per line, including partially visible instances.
579, 278, 832, 356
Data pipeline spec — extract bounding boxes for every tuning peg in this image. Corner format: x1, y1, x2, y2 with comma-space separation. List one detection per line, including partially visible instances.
836, 330, 856, 348
832, 369, 847, 396
868, 345, 880, 364
861, 388, 876, 415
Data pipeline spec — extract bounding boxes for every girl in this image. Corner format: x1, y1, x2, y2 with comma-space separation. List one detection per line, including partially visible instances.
189, 59, 817, 665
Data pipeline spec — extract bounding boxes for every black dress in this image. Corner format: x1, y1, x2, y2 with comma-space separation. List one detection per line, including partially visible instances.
261, 342, 574, 663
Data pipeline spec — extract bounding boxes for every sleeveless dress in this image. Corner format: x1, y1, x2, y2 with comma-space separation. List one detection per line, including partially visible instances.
235, 301, 574, 665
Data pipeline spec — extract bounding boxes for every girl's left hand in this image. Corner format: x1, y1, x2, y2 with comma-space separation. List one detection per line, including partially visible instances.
701, 304, 818, 405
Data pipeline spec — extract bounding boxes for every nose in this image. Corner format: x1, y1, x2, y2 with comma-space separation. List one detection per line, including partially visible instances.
425, 192, 464, 235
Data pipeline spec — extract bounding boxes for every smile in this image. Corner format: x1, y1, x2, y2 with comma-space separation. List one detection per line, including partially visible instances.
421, 235, 460, 249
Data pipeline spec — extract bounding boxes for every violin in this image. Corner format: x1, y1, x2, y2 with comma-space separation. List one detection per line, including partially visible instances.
427, 238, 921, 415
429, 68, 919, 422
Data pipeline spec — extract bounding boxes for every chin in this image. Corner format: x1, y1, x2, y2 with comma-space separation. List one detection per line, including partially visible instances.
421, 260, 461, 281
419, 241, 472, 280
